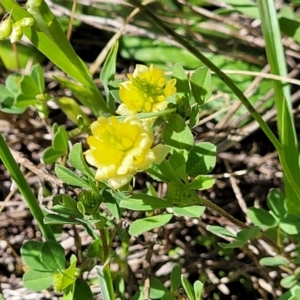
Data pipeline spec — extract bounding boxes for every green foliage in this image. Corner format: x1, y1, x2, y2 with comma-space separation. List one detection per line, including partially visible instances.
0, 64, 47, 114
100, 41, 119, 113
190, 66, 211, 105
1, 0, 300, 298
208, 225, 261, 249
1, 0, 109, 116
129, 214, 173, 236
163, 114, 194, 152
120, 194, 171, 211
21, 241, 91, 299
120, 36, 203, 70
186, 143, 216, 176
69, 143, 94, 177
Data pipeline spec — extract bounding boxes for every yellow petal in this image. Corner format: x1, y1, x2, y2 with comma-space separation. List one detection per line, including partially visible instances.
108, 175, 132, 189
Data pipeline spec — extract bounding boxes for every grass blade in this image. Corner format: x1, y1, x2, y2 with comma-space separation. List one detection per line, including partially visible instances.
1, 0, 109, 116
258, 0, 300, 214
0, 133, 55, 241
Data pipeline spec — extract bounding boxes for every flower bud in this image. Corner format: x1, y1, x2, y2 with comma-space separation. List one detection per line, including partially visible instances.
19, 17, 35, 28
10, 24, 23, 43
0, 18, 13, 40
77, 190, 101, 215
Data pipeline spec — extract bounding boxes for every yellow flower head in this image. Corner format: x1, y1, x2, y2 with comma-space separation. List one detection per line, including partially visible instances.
116, 64, 177, 116
85, 116, 169, 189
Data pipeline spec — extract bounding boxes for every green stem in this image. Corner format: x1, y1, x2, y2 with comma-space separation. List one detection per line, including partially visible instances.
99, 228, 109, 262
0, 133, 55, 241
199, 196, 281, 253
199, 196, 249, 229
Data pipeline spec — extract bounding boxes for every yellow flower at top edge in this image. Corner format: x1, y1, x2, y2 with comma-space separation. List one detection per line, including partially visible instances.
116, 64, 177, 116
85, 116, 170, 189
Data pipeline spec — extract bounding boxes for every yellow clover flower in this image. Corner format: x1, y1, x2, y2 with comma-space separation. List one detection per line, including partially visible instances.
85, 116, 169, 189
116, 64, 176, 116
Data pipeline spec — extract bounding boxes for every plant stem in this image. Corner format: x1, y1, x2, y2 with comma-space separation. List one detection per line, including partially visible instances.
99, 228, 109, 261
199, 196, 249, 229
0, 133, 55, 241
199, 196, 281, 253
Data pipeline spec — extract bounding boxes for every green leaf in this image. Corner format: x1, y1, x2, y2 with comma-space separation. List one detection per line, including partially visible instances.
54, 76, 101, 113
53, 255, 78, 292
55, 165, 91, 189
281, 95, 300, 215
172, 63, 190, 101
100, 41, 118, 113
218, 227, 261, 249
21, 241, 48, 271
0, 84, 13, 102
53, 126, 68, 152
168, 150, 187, 181
5, 74, 22, 95
247, 207, 278, 229
236, 226, 260, 242
221, 0, 259, 18
278, 6, 300, 44
1, 0, 109, 116
190, 66, 211, 105
51, 204, 83, 219
163, 114, 194, 151
280, 214, 300, 235
258, 0, 300, 215
23, 269, 53, 292
0, 40, 45, 71
56, 97, 90, 126
19, 75, 41, 98
44, 213, 81, 225
173, 206, 205, 218
87, 239, 104, 260
148, 159, 181, 183
194, 280, 204, 300
131, 291, 142, 300
218, 240, 245, 249
181, 275, 195, 300
63, 283, 76, 300
165, 181, 199, 206
281, 275, 299, 289
42, 147, 62, 164
207, 225, 236, 238
267, 188, 286, 218
141, 277, 167, 299
259, 256, 289, 266
186, 175, 215, 190
129, 214, 173, 236
73, 278, 93, 300
186, 143, 216, 176
97, 265, 116, 300
161, 294, 176, 300
30, 64, 45, 93
277, 284, 300, 300
53, 194, 78, 210
102, 190, 121, 220
115, 276, 125, 300
189, 105, 200, 128
69, 143, 94, 177
170, 265, 182, 292
40, 240, 65, 272
120, 194, 171, 211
